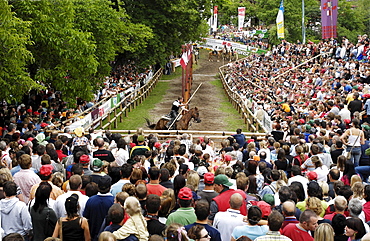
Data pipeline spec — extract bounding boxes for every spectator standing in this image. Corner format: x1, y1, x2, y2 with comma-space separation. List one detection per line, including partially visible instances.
197, 173, 218, 205
255, 211, 292, 241
93, 138, 115, 163
0, 181, 32, 237
13, 154, 41, 203
282, 210, 318, 241
213, 193, 245, 241
166, 187, 197, 226
84, 175, 114, 241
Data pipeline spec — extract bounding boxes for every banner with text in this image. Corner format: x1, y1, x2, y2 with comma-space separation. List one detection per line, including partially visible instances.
238, 7, 246, 31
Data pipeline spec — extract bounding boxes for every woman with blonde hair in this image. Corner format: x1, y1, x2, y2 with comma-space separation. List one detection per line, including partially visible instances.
314, 223, 334, 241
306, 197, 331, 225
187, 171, 200, 191
351, 182, 365, 204
293, 145, 309, 166
319, 182, 331, 202
350, 175, 362, 188
257, 140, 271, 162
99, 231, 116, 241
113, 196, 149, 241
158, 189, 176, 223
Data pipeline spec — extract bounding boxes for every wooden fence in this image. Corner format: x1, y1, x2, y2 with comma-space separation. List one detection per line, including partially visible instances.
84, 68, 163, 130
218, 63, 268, 133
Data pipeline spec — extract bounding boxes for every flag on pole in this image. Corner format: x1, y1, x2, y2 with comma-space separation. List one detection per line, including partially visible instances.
213, 6, 218, 31
276, 0, 285, 39
180, 51, 188, 69
238, 7, 246, 31
321, 0, 338, 39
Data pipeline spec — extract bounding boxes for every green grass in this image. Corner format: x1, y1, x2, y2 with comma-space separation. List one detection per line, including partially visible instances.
210, 79, 246, 131
103, 81, 170, 130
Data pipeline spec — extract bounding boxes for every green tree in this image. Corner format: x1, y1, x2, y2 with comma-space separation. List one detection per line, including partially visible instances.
0, 1, 44, 102
73, 0, 152, 77
337, 0, 366, 43
254, 0, 318, 43
12, 0, 99, 105
122, 0, 211, 67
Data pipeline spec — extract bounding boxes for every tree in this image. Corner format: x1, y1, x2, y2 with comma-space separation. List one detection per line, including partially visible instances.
122, 0, 211, 67
73, 0, 152, 77
12, 0, 99, 105
0, 1, 44, 102
255, 0, 319, 43
337, 0, 366, 43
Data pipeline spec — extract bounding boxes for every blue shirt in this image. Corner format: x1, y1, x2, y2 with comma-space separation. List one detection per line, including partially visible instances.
232, 225, 269, 240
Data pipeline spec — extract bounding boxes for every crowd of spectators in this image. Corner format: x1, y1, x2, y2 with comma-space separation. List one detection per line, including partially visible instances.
0, 63, 152, 137
2, 33, 370, 241
217, 26, 269, 50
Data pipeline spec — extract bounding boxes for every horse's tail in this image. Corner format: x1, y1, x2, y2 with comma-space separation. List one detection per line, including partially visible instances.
144, 117, 156, 129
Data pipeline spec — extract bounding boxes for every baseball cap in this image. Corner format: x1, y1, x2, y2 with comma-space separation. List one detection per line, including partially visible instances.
79, 155, 90, 165
362, 124, 370, 131
204, 172, 214, 184
137, 135, 145, 142
98, 175, 112, 190
178, 187, 193, 200
224, 155, 232, 162
262, 194, 275, 206
214, 174, 233, 187
92, 159, 103, 172
39, 164, 53, 176
306, 171, 318, 181
197, 166, 208, 177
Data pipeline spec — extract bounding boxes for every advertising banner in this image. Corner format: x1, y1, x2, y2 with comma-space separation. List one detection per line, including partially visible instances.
238, 7, 246, 31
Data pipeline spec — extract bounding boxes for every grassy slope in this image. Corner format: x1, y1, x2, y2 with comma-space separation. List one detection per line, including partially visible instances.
209, 77, 246, 131
104, 50, 246, 131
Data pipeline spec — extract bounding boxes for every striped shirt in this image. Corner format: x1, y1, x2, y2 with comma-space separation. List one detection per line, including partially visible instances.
254, 231, 292, 241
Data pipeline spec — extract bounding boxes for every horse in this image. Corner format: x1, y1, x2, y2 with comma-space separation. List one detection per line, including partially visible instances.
229, 51, 238, 62
146, 107, 201, 130
208, 50, 221, 62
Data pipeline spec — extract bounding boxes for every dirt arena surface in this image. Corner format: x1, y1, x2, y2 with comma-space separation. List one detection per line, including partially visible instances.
149, 55, 230, 131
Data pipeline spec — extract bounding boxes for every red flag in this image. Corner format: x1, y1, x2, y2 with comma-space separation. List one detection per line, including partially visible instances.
180, 52, 188, 69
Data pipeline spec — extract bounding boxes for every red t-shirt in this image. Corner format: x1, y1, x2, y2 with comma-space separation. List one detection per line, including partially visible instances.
282, 223, 313, 241
146, 183, 167, 196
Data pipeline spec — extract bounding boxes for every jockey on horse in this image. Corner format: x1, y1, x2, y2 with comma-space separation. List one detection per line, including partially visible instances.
164, 96, 188, 129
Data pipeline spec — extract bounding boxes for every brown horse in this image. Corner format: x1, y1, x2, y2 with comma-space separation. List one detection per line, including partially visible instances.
208, 51, 221, 62
146, 107, 201, 130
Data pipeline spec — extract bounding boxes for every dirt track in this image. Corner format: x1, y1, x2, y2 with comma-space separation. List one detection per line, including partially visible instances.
149, 53, 230, 131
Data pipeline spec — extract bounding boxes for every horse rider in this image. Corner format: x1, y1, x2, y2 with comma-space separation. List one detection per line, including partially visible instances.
165, 96, 188, 128
212, 48, 218, 55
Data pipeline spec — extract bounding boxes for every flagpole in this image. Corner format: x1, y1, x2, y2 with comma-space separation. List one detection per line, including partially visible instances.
302, 0, 306, 44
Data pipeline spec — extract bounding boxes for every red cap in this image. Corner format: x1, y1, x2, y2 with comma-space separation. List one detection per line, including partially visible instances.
306, 171, 318, 180
154, 142, 161, 149
40, 123, 48, 128
79, 155, 90, 165
247, 139, 254, 144
178, 187, 193, 200
204, 173, 214, 184
39, 165, 53, 176
224, 155, 232, 162
343, 119, 351, 124
298, 119, 305, 124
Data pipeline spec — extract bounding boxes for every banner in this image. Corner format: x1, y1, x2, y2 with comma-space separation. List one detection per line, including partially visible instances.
276, 0, 285, 39
213, 6, 218, 31
238, 7, 246, 31
321, 0, 338, 39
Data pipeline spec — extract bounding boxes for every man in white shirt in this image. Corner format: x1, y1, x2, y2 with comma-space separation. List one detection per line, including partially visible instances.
213, 193, 245, 241
288, 166, 308, 196
53, 175, 89, 218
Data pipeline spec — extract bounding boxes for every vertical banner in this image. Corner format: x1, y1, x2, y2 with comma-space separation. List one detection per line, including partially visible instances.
321, 0, 338, 39
213, 6, 218, 31
276, 0, 285, 39
238, 7, 246, 31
